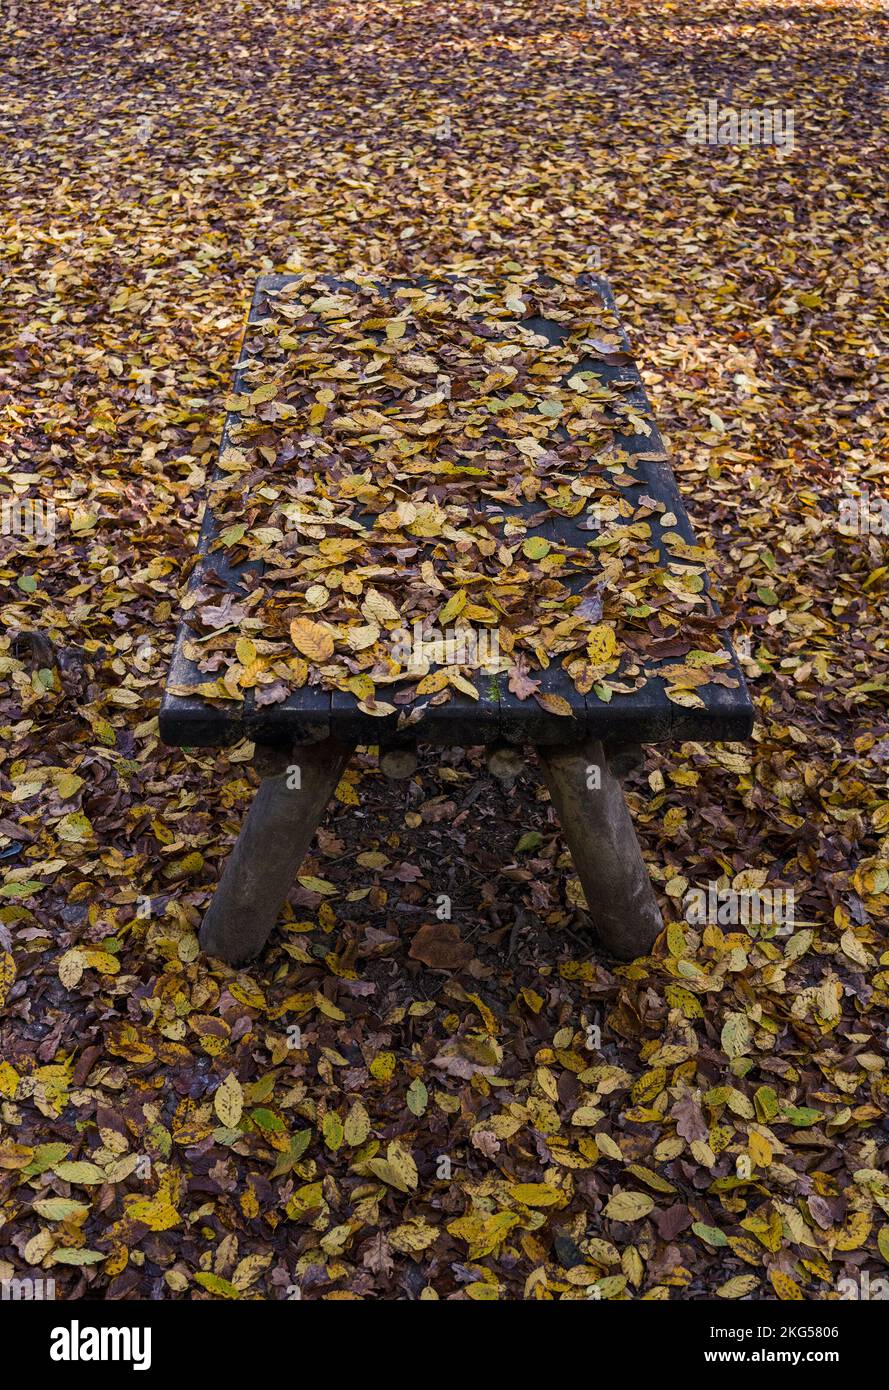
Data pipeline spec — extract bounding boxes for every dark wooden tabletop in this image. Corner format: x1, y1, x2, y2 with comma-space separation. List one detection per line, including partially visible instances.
160, 272, 753, 750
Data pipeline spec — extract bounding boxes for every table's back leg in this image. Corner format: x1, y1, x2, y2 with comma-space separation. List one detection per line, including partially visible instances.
200, 738, 354, 965
536, 738, 664, 960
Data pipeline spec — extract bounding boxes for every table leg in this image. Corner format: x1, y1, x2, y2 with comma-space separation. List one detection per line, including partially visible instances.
200, 738, 353, 965
536, 738, 664, 960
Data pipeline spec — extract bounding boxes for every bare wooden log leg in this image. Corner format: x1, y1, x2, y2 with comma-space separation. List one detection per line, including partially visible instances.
200, 738, 354, 965
536, 738, 664, 961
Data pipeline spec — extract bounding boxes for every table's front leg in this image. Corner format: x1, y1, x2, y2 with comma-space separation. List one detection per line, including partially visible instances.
536, 738, 664, 961
200, 738, 354, 965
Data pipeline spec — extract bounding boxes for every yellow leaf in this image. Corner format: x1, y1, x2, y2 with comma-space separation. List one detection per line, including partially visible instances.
447, 1210, 520, 1259
344, 1101, 371, 1147
571, 1105, 605, 1126
56, 811, 94, 843
721, 1012, 752, 1059
313, 991, 345, 1020
322, 1111, 344, 1151
533, 692, 574, 717
357, 699, 397, 717
631, 1067, 667, 1104
717, 1274, 760, 1299
362, 588, 400, 625
835, 1210, 871, 1250
54, 772, 83, 799
586, 624, 618, 664
447, 672, 480, 699
250, 382, 278, 404
296, 875, 337, 895
285, 1182, 324, 1219
665, 687, 706, 709
415, 669, 451, 696
367, 1140, 418, 1192
769, 1269, 803, 1301
335, 774, 359, 805
232, 1253, 273, 1290
58, 948, 86, 990
289, 617, 335, 662
370, 1052, 396, 1082
389, 1219, 438, 1253
356, 851, 389, 870
124, 1172, 181, 1232
0, 1060, 20, 1097
387, 1139, 418, 1190
508, 1183, 566, 1208
346, 622, 380, 651
840, 929, 869, 968
0, 952, 14, 1013
343, 674, 375, 701
749, 1130, 773, 1168
195, 1272, 240, 1298
438, 589, 467, 624
214, 1073, 243, 1129
604, 1190, 654, 1221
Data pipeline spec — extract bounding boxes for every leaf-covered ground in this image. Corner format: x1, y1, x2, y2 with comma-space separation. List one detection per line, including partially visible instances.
1, 0, 887, 1301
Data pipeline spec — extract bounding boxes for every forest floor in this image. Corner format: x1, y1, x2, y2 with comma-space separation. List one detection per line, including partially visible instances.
0, 0, 887, 1300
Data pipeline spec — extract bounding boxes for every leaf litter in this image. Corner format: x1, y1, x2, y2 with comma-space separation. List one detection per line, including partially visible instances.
0, 0, 887, 1302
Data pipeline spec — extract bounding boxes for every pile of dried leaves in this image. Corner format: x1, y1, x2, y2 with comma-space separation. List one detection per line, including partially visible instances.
1, 0, 887, 1301
171, 270, 735, 717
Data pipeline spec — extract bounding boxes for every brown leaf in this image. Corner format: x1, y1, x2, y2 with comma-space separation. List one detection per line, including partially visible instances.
408, 922, 475, 971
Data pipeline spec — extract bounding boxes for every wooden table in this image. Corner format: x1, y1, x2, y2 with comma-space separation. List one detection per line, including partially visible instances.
160, 272, 753, 965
